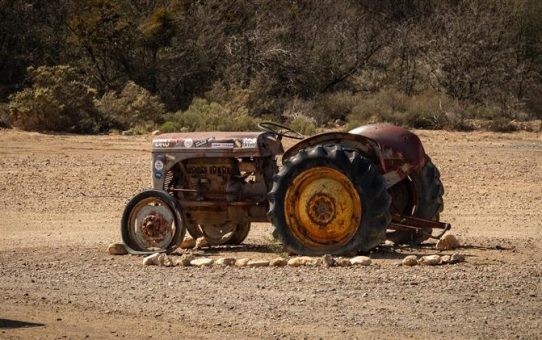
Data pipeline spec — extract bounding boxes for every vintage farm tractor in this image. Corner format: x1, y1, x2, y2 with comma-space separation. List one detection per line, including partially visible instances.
121, 122, 450, 256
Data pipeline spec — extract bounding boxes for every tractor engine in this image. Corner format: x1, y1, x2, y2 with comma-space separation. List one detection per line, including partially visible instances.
173, 157, 270, 227
183, 158, 241, 202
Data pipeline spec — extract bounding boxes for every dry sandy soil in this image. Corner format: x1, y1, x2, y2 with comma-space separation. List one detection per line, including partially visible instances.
0, 128, 541, 339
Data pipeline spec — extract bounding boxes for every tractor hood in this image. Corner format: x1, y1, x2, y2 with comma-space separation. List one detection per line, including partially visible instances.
151, 131, 283, 157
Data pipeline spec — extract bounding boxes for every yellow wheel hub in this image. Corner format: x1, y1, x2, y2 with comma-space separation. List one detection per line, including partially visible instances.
284, 167, 362, 248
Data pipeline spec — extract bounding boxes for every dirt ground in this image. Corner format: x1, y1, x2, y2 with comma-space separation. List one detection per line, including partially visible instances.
1, 128, 541, 339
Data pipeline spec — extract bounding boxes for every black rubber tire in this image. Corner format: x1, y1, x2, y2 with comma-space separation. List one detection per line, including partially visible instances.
386, 157, 444, 244
121, 189, 186, 255
186, 223, 251, 245
225, 222, 251, 245
268, 145, 391, 256
185, 223, 203, 240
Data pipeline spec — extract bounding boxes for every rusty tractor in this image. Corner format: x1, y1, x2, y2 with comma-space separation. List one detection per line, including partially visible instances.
121, 122, 449, 256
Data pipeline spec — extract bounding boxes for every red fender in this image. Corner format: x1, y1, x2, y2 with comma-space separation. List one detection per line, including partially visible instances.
350, 124, 426, 186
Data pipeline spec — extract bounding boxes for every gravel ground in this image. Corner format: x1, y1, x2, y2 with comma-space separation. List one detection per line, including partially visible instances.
0, 128, 541, 339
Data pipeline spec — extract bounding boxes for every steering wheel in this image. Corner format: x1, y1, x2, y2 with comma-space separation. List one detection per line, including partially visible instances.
258, 122, 305, 140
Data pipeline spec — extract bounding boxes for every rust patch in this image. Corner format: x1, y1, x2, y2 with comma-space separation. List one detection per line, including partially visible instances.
284, 167, 362, 248
306, 193, 336, 226
141, 212, 170, 245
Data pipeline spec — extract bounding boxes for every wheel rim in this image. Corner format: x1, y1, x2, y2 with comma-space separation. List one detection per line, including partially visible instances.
128, 197, 176, 250
284, 167, 362, 248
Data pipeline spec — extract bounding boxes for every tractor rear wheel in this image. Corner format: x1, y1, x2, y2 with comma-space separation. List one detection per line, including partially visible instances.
226, 222, 251, 245
386, 158, 444, 244
268, 145, 391, 256
186, 222, 250, 245
121, 189, 185, 254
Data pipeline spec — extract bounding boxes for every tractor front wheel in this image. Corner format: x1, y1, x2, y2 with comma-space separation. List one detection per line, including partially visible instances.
186, 222, 251, 245
121, 189, 185, 254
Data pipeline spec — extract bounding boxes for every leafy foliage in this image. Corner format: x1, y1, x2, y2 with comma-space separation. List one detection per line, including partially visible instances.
8, 66, 102, 133
95, 81, 166, 131
1, 0, 542, 133
347, 90, 468, 130
286, 114, 317, 136
161, 97, 257, 132
0, 103, 11, 128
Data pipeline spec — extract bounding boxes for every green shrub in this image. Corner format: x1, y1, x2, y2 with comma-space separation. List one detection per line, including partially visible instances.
166, 97, 258, 132
463, 104, 501, 120
8, 65, 102, 133
287, 114, 317, 136
282, 98, 317, 135
0, 103, 11, 128
488, 117, 517, 132
347, 89, 457, 130
313, 91, 362, 124
524, 86, 542, 120
159, 120, 181, 133
95, 81, 165, 131
440, 111, 475, 131
347, 90, 399, 128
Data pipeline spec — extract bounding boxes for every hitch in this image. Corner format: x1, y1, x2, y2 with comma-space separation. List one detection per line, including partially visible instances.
389, 214, 451, 240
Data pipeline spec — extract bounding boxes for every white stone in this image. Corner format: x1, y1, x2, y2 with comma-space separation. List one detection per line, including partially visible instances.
402, 255, 418, 266
176, 253, 196, 266
270, 258, 288, 267
179, 237, 196, 249
194, 237, 209, 249
108, 243, 128, 255
157, 254, 174, 267
190, 257, 214, 267
143, 253, 160, 266
436, 234, 460, 250
350, 256, 372, 266
214, 258, 236, 266
450, 253, 465, 264
287, 256, 317, 267
235, 258, 250, 267
335, 258, 352, 267
247, 260, 270, 267
419, 255, 441, 266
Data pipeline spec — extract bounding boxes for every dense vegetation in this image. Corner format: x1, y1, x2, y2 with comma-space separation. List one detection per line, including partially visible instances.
1, 0, 541, 133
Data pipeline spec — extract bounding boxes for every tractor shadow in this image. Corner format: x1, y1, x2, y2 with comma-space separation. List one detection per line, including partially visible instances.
363, 244, 437, 260
458, 243, 514, 251
0, 319, 44, 329
170, 241, 501, 260
367, 243, 472, 260
367, 242, 507, 262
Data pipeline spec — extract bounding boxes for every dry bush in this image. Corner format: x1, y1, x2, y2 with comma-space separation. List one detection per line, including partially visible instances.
161, 97, 258, 132
312, 91, 362, 125
283, 98, 317, 135
488, 117, 517, 132
8, 65, 101, 133
0, 103, 11, 128
346, 89, 471, 130
95, 81, 165, 131
286, 115, 317, 136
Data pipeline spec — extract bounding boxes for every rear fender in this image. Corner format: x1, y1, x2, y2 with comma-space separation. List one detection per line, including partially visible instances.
350, 124, 426, 187
283, 132, 386, 171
